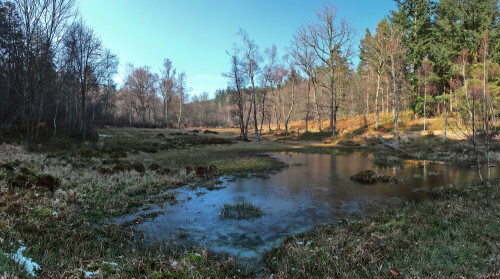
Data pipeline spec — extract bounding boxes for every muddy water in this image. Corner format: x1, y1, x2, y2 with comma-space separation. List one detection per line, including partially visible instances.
118, 153, 499, 261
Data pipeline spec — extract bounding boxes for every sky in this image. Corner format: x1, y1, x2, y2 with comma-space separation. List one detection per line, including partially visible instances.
79, 0, 397, 99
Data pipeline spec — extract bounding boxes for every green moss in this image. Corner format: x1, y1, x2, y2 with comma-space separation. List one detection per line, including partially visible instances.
183, 253, 204, 265
32, 206, 53, 218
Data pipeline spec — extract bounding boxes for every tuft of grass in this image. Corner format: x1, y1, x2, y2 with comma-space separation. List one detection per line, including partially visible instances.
214, 156, 287, 175
220, 200, 263, 220
350, 170, 397, 184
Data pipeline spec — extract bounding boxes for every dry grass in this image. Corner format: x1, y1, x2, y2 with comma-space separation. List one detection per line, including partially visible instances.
0, 125, 498, 278
264, 179, 500, 278
0, 128, 296, 277
0, 137, 258, 277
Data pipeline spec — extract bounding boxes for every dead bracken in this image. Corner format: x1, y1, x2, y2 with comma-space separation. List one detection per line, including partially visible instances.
35, 175, 60, 191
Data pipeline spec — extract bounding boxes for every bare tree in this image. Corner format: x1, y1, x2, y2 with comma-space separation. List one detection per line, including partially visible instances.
273, 65, 288, 131
238, 29, 262, 141
124, 66, 157, 126
160, 58, 176, 127
64, 19, 105, 140
101, 49, 119, 120
176, 71, 187, 128
223, 47, 247, 139
290, 26, 317, 133
283, 56, 298, 136
450, 50, 485, 181
359, 18, 389, 130
307, 3, 356, 137
479, 30, 492, 178
387, 24, 405, 139
12, 0, 76, 142
259, 45, 277, 137
420, 57, 434, 132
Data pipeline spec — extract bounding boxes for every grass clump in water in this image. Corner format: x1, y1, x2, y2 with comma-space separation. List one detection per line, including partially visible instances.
215, 156, 286, 175
220, 200, 263, 220
350, 170, 397, 184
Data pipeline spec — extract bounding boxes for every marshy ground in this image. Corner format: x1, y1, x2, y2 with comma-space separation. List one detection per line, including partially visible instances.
0, 120, 499, 278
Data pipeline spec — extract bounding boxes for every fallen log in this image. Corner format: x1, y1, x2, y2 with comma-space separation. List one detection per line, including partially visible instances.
377, 134, 416, 158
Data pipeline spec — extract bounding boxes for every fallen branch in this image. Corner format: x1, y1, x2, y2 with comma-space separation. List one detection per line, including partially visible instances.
377, 134, 416, 158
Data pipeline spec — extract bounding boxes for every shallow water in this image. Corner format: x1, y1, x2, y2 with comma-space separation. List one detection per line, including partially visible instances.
118, 153, 499, 261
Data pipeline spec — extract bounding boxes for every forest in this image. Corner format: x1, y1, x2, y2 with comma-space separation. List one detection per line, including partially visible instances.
1, 0, 498, 143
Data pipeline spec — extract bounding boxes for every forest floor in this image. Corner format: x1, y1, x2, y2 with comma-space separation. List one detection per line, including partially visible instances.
0, 115, 499, 278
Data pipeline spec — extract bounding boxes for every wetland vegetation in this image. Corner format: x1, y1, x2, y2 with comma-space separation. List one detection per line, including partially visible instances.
1, 0, 499, 277
1, 127, 499, 278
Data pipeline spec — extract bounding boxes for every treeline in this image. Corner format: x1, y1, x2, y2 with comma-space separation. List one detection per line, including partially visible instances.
0, 0, 218, 143
0, 0, 121, 141
113, 62, 230, 129
222, 0, 499, 141
360, 0, 500, 134
1, 0, 499, 145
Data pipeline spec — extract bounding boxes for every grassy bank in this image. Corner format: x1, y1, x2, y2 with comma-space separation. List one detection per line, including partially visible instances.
269, 114, 500, 166
264, 179, 500, 278
0, 128, 294, 277
0, 136, 255, 278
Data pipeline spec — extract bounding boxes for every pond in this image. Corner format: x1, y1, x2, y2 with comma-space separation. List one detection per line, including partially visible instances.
117, 152, 499, 262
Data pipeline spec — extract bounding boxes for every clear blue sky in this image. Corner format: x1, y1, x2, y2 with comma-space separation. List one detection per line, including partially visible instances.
79, 0, 396, 98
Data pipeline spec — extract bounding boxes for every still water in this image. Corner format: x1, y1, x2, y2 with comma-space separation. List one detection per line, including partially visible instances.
119, 153, 498, 260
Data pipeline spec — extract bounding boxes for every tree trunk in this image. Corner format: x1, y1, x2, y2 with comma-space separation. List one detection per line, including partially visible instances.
330, 67, 335, 137
424, 78, 427, 132
164, 98, 168, 127
443, 109, 447, 143
375, 72, 380, 130
178, 93, 182, 128
259, 88, 267, 137
251, 75, 259, 142
483, 49, 487, 131
281, 87, 285, 133
305, 80, 310, 132
284, 77, 296, 136
390, 53, 399, 139
313, 83, 321, 133
244, 93, 253, 141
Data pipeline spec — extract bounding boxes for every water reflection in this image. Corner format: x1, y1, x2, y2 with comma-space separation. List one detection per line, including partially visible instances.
119, 153, 499, 261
